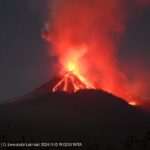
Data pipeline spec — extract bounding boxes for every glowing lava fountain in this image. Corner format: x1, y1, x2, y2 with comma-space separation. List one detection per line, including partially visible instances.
52, 62, 95, 93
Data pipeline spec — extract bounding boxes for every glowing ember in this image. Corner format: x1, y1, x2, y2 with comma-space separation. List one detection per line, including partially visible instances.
129, 101, 137, 106
127, 95, 139, 106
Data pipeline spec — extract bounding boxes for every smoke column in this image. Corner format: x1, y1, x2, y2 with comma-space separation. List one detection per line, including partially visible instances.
43, 0, 150, 106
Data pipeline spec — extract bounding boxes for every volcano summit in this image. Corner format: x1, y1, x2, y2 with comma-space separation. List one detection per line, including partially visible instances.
52, 71, 93, 93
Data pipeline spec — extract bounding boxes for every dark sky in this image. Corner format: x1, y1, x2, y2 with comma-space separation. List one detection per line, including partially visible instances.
0, 0, 150, 101
0, 0, 55, 100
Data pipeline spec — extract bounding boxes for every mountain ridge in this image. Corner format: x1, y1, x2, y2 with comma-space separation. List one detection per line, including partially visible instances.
0, 83, 150, 149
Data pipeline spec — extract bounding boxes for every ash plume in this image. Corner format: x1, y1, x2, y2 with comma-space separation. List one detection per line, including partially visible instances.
41, 0, 150, 106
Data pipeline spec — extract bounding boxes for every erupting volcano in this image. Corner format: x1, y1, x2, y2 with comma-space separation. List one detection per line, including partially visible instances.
0, 1, 150, 149
53, 71, 91, 93
40, 0, 150, 108
52, 61, 95, 93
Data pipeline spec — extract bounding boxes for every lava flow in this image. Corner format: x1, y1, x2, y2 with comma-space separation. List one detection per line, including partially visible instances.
52, 62, 94, 93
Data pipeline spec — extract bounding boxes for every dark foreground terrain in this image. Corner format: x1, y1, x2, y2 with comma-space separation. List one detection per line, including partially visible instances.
0, 89, 150, 149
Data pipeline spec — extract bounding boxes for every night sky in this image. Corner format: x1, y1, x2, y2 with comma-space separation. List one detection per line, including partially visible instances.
0, 0, 150, 101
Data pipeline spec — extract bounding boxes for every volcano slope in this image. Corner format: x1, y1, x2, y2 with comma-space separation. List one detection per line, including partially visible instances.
0, 88, 150, 149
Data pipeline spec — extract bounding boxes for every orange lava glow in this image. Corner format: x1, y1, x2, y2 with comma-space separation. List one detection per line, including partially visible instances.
129, 101, 137, 106
53, 61, 95, 93
67, 62, 76, 72
49, 43, 140, 106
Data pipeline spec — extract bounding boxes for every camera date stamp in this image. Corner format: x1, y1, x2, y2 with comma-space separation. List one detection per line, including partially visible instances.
0, 142, 82, 148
